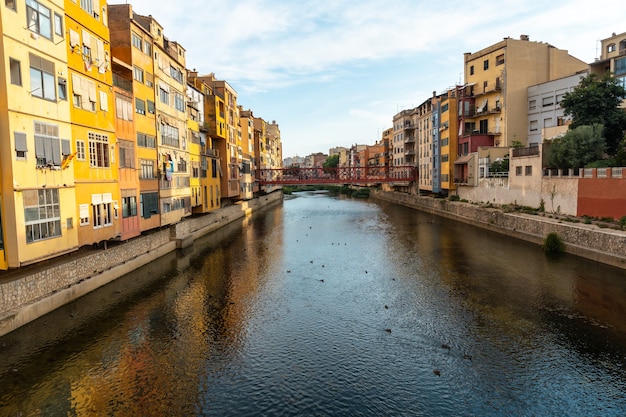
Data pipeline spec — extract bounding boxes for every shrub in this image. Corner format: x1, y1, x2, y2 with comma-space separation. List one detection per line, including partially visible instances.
620, 216, 626, 229
543, 232, 565, 254
449, 195, 460, 201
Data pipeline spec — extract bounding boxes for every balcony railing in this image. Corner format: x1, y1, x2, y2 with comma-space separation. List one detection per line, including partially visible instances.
512, 146, 540, 158
113, 73, 133, 93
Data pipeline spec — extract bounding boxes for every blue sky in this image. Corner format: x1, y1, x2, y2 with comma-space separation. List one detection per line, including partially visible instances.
110, 0, 626, 158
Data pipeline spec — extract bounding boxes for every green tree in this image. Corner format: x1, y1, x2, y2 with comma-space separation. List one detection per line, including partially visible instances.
547, 124, 606, 169
560, 72, 626, 155
323, 154, 340, 168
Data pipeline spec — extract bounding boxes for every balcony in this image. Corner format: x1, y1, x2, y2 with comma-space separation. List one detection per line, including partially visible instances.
512, 146, 540, 158
113, 73, 133, 93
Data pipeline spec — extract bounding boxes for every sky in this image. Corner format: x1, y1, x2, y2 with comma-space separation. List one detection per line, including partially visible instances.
109, 0, 626, 158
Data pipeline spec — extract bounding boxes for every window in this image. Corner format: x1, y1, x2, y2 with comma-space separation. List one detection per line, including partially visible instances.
5, 0, 16, 11
143, 40, 151, 56
14, 132, 27, 159
26, 0, 52, 39
542, 96, 554, 107
79, 204, 89, 225
607, 43, 616, 53
71, 73, 96, 111
29, 53, 55, 101
54, 12, 63, 36
159, 86, 169, 105
10, 58, 21, 85
92, 202, 112, 229
479, 119, 488, 134
615, 57, 626, 76
140, 192, 159, 219
34, 121, 63, 167
529, 120, 538, 132
140, 159, 155, 179
441, 138, 449, 147
556, 93, 566, 104
516, 166, 522, 176
177, 157, 187, 173
137, 132, 156, 148
496, 54, 504, 65
525, 165, 532, 176
24, 189, 61, 243
160, 123, 179, 147
483, 59, 489, 70
470, 65, 474, 75
212, 159, 218, 178
79, 0, 93, 16
528, 99, 536, 111
115, 97, 133, 121
174, 93, 185, 111
122, 196, 138, 218
170, 67, 184, 83
145, 72, 154, 87
544, 118, 553, 128
147, 100, 155, 114
133, 66, 144, 83
57, 77, 67, 100
88, 132, 109, 167
135, 98, 145, 115
76, 140, 86, 160
118, 140, 135, 168
131, 32, 142, 50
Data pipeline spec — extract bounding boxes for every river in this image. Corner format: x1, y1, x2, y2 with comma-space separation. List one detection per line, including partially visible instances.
1, 191, 626, 416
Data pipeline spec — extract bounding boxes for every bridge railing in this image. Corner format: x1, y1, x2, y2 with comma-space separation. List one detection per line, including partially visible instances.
257, 166, 417, 185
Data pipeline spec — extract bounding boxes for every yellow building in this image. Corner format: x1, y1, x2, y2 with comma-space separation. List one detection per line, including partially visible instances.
238, 108, 255, 200
191, 73, 240, 204
0, 0, 78, 268
438, 89, 458, 195
455, 35, 588, 186
108, 4, 161, 232
186, 82, 204, 210
65, 0, 120, 247
187, 72, 221, 212
590, 31, 626, 108
128, 13, 190, 226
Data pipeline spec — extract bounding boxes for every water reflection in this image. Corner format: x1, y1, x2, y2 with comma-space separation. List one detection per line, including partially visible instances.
1, 192, 625, 416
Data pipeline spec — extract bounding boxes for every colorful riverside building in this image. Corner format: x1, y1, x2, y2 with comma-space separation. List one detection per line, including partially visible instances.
65, 0, 120, 246
238, 108, 255, 200
186, 72, 221, 211
425, 88, 459, 196
0, 0, 77, 269
141, 15, 191, 225
455, 35, 588, 186
108, 4, 160, 232
190, 72, 241, 204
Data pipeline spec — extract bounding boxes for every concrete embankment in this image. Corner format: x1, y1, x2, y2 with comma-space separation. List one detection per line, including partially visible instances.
371, 190, 626, 270
0, 192, 283, 338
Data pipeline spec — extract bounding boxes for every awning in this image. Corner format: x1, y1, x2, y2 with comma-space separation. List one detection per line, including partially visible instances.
454, 154, 474, 164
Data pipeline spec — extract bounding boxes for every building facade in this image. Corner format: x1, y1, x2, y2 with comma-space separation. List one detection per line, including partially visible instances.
1, 0, 78, 268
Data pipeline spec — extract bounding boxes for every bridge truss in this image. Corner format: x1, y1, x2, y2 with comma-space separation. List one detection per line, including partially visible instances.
257, 166, 417, 185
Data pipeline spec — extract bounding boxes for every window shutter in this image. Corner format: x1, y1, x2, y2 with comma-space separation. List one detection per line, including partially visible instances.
51, 138, 62, 165
14, 132, 28, 152
61, 139, 71, 156
35, 136, 45, 158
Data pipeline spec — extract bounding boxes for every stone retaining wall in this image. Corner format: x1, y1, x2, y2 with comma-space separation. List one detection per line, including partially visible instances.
372, 190, 626, 270
0, 191, 283, 337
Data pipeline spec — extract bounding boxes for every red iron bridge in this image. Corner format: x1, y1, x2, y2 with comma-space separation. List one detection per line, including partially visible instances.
257, 166, 418, 185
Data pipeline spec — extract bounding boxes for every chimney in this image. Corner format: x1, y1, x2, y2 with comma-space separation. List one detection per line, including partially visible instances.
520, 34, 529, 41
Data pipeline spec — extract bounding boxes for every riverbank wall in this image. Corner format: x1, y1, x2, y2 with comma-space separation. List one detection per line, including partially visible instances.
0, 192, 283, 338
371, 190, 626, 270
